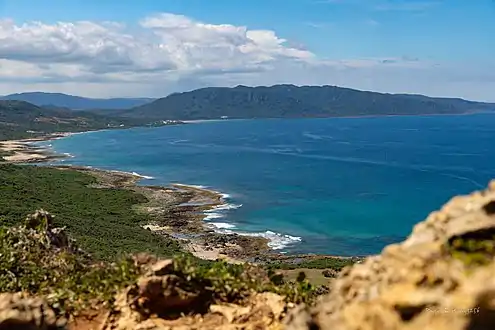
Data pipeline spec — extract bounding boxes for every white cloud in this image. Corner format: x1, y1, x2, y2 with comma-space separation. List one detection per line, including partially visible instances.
0, 14, 313, 76
0, 13, 493, 101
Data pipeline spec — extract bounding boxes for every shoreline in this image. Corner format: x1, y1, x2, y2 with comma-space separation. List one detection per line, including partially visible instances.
50, 164, 290, 263
0, 132, 76, 163
0, 131, 366, 266
50, 164, 261, 262
0, 138, 292, 262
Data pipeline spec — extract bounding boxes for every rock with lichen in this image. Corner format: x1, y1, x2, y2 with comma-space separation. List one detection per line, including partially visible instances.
0, 293, 67, 330
102, 259, 289, 330
284, 180, 495, 330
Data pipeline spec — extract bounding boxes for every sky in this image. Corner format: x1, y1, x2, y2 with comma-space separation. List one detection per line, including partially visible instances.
0, 0, 494, 101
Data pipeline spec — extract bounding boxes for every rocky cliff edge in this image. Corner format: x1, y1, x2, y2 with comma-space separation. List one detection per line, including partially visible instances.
4, 181, 495, 329
285, 180, 495, 330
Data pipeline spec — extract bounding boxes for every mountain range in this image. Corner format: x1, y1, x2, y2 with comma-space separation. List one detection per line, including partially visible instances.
0, 92, 154, 110
2, 85, 494, 124
107, 85, 495, 120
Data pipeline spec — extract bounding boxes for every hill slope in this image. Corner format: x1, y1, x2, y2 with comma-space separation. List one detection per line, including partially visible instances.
2, 174, 495, 329
0, 92, 154, 110
116, 85, 495, 120
0, 100, 148, 140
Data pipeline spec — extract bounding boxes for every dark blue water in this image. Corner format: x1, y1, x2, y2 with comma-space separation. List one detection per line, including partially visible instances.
41, 114, 495, 256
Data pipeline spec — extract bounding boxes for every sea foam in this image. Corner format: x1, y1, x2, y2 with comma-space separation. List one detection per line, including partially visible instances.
240, 231, 302, 250
213, 228, 302, 250
206, 203, 243, 212
200, 187, 301, 250
209, 222, 236, 229
174, 183, 208, 189
131, 172, 154, 180
204, 212, 224, 220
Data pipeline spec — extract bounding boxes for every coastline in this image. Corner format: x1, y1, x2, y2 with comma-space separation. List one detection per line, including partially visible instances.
0, 137, 282, 262
0, 131, 365, 268
0, 132, 76, 163
50, 164, 269, 263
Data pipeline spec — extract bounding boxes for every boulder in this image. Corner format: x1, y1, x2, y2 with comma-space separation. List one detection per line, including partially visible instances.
284, 180, 495, 330
0, 293, 66, 330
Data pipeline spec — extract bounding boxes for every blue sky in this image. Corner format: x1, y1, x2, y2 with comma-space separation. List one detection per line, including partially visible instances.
0, 0, 494, 100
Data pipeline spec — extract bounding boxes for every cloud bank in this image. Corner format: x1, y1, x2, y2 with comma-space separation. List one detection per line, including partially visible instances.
0, 13, 493, 101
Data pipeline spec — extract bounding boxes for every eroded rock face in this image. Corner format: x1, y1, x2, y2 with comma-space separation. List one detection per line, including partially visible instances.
101, 260, 289, 330
284, 180, 495, 330
0, 293, 66, 330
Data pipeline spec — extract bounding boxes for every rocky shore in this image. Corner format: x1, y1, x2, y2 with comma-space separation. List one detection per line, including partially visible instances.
55, 164, 273, 262
0, 137, 359, 268
53, 164, 368, 269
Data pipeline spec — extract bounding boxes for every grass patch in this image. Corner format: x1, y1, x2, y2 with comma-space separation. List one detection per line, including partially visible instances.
281, 269, 331, 286
170, 256, 321, 306
266, 257, 357, 271
0, 163, 182, 260
447, 228, 495, 267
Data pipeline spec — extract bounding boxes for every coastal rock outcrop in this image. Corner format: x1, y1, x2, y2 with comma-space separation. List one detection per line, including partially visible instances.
101, 259, 289, 330
284, 180, 495, 330
0, 293, 66, 330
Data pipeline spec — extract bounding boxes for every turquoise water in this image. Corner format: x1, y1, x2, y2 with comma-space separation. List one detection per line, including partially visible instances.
41, 114, 495, 256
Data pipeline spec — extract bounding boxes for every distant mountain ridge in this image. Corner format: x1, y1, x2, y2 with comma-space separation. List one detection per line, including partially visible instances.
0, 100, 161, 141
0, 92, 154, 110
109, 85, 495, 121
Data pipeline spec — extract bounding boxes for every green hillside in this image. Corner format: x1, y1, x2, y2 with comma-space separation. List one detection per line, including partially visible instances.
0, 100, 159, 141
109, 85, 494, 120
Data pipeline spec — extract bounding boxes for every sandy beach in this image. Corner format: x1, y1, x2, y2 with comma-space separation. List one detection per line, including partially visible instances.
0, 132, 74, 163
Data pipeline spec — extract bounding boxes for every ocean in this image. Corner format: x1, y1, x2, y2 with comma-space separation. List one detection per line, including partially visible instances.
39, 114, 495, 256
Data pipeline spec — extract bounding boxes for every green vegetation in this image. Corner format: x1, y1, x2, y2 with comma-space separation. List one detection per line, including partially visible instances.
266, 257, 358, 271
0, 163, 182, 260
0, 100, 159, 141
4, 87, 493, 139
105, 84, 495, 121
447, 229, 495, 266
1, 92, 154, 110
0, 163, 329, 318
171, 256, 320, 306
0, 210, 143, 315
0, 209, 321, 317
282, 269, 331, 286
